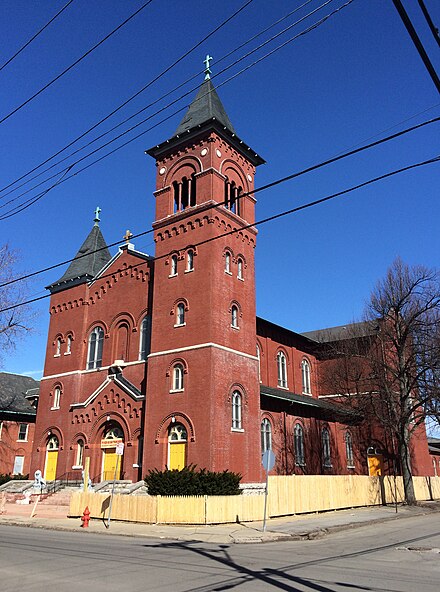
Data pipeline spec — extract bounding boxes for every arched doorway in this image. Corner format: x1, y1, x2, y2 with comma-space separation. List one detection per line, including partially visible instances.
101, 425, 124, 481
44, 435, 59, 481
168, 423, 187, 470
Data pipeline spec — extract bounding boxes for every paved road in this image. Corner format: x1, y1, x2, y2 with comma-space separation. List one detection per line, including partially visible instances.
1, 514, 440, 591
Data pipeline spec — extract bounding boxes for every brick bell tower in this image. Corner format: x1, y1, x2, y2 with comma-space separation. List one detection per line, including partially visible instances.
143, 58, 265, 483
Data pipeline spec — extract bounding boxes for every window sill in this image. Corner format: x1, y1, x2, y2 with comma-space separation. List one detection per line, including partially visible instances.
17, 439, 28, 443
295, 463, 306, 467
347, 465, 355, 469
231, 325, 240, 330
323, 464, 333, 469
231, 428, 244, 433
50, 406, 60, 411
168, 273, 178, 278
64, 352, 71, 356
277, 384, 289, 390
184, 269, 194, 274
174, 322, 186, 328
302, 391, 313, 396
237, 277, 244, 282
72, 465, 83, 470
54, 354, 61, 358
169, 389, 184, 394
225, 271, 232, 276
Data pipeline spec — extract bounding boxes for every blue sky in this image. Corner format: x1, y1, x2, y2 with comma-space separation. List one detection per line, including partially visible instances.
0, 0, 439, 380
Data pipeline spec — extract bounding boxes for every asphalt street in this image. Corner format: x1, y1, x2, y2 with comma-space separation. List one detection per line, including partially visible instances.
1, 513, 440, 591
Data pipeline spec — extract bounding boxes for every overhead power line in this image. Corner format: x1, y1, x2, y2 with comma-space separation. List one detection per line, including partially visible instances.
0, 0, 319, 198
417, 0, 440, 48
1, 152, 438, 315
0, 114, 438, 288
0, 0, 76, 72
0, 0, 155, 125
0, 0, 355, 218
392, 0, 440, 94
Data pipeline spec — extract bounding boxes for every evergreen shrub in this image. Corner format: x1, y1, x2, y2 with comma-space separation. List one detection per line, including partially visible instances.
0, 473, 29, 486
144, 465, 242, 496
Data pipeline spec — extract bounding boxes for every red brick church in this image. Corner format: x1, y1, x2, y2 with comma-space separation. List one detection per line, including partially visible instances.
30, 67, 433, 485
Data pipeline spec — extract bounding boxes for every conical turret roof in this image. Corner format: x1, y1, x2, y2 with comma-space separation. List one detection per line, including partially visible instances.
175, 78, 236, 135
48, 223, 111, 293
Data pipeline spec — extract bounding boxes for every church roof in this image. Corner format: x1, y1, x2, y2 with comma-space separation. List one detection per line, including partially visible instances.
48, 223, 111, 294
175, 78, 236, 136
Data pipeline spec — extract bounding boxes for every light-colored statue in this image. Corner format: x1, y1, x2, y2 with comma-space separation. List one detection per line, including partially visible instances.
33, 470, 46, 492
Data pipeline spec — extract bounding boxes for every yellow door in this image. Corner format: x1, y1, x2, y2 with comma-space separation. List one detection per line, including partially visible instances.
368, 455, 383, 476
45, 450, 58, 481
169, 442, 186, 470
102, 449, 121, 480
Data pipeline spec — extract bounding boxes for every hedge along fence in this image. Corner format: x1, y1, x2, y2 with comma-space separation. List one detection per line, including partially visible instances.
69, 475, 440, 525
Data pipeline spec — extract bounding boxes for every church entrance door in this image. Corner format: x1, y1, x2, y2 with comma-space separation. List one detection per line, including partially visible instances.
101, 425, 124, 481
44, 435, 59, 481
168, 424, 187, 470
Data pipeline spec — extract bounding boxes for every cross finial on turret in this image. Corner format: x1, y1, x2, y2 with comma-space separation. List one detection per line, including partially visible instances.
94, 206, 101, 226
204, 54, 213, 80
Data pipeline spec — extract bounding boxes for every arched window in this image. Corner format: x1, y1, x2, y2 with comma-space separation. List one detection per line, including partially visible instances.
237, 258, 243, 280
87, 326, 104, 369
115, 322, 129, 362
75, 439, 84, 467
186, 249, 194, 272
345, 431, 354, 468
55, 337, 61, 356
47, 435, 59, 450
322, 427, 331, 467
277, 351, 287, 388
294, 423, 305, 466
256, 344, 261, 382
66, 334, 72, 354
225, 251, 231, 274
232, 391, 242, 430
168, 424, 187, 470
231, 305, 239, 328
176, 303, 185, 326
173, 175, 197, 212
170, 254, 178, 276
225, 180, 241, 216
52, 386, 61, 409
301, 359, 311, 394
261, 418, 272, 454
139, 316, 150, 360
172, 363, 184, 391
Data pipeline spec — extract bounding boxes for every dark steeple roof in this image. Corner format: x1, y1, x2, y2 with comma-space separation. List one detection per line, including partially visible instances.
48, 223, 111, 294
147, 76, 264, 167
175, 78, 236, 135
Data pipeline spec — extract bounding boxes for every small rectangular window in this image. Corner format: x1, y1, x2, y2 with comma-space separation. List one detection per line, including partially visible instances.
17, 423, 28, 441
13, 455, 25, 475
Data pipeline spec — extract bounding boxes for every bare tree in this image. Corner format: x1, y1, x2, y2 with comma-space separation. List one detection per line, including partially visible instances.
0, 244, 34, 360
320, 258, 440, 505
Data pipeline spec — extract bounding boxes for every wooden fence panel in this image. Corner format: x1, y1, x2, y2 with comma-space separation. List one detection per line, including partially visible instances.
205, 495, 265, 524
69, 491, 157, 523
157, 495, 205, 524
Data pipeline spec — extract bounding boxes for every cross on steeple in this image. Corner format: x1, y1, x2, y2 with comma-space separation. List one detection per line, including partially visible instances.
123, 229, 133, 244
94, 206, 101, 226
204, 54, 213, 80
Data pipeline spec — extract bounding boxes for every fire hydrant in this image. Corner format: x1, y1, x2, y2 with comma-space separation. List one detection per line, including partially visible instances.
81, 506, 91, 528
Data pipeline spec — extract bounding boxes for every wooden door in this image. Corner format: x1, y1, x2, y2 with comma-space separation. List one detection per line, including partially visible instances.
169, 443, 186, 470
102, 449, 121, 480
368, 454, 383, 476
45, 450, 58, 481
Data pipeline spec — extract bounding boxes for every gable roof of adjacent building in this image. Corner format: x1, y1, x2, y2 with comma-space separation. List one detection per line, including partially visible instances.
0, 372, 39, 417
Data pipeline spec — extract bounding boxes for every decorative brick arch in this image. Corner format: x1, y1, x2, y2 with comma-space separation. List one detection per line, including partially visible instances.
164, 155, 203, 187
155, 412, 195, 444
90, 412, 131, 444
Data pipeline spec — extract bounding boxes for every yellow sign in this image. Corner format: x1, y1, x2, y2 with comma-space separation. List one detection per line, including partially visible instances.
101, 438, 123, 449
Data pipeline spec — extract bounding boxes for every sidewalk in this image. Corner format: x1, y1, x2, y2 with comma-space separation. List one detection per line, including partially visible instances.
1, 501, 439, 544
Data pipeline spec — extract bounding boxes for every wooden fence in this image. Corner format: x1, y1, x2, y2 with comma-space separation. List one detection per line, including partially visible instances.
69, 475, 440, 525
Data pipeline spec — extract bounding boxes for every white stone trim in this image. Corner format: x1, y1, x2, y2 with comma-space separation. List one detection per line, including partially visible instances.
148, 342, 258, 361
41, 359, 146, 382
